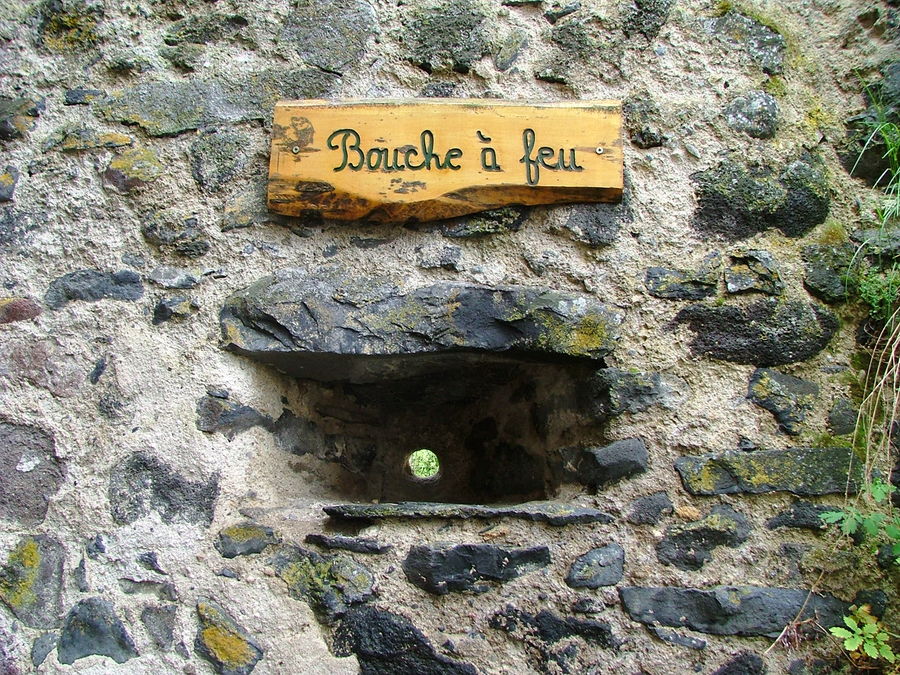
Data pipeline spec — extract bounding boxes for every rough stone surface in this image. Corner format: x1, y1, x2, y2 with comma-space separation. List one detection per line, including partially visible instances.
45, 269, 143, 309
802, 243, 854, 304
324, 501, 614, 526
148, 266, 201, 289
558, 201, 628, 247
565, 544, 624, 588
189, 131, 249, 192
828, 398, 858, 436
675, 446, 864, 496
724, 91, 779, 139
108, 451, 220, 526
47, 127, 132, 152
589, 368, 680, 416
30, 632, 57, 667
333, 605, 477, 674
656, 505, 751, 571
627, 492, 673, 525
304, 534, 392, 555
214, 522, 279, 558
0, 97, 42, 142
281, 0, 377, 73
0, 297, 40, 323
221, 266, 621, 383
271, 546, 374, 623
624, 97, 665, 148
142, 215, 210, 259
441, 206, 529, 238
403, 543, 551, 594
103, 147, 164, 192
674, 299, 838, 366
704, 12, 786, 74
57, 597, 138, 665
0, 421, 65, 526
645, 251, 721, 299
692, 155, 830, 240
0, 165, 18, 201
153, 295, 199, 325
195, 599, 263, 675
141, 604, 176, 650
713, 651, 766, 675
404, 0, 490, 73
578, 438, 649, 489
725, 249, 783, 295
623, 0, 675, 40
748, 368, 818, 435
619, 586, 854, 636
0, 535, 65, 629
649, 626, 706, 650
765, 501, 831, 531
196, 391, 274, 439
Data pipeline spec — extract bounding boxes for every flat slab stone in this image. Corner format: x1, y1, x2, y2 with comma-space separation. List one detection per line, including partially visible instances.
324, 501, 614, 526
221, 266, 621, 382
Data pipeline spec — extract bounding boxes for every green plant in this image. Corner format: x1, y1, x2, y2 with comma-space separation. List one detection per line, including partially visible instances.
821, 478, 900, 564
856, 263, 900, 324
830, 604, 898, 666
407, 448, 440, 479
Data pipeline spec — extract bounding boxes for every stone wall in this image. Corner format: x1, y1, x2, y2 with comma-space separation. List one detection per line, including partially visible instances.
0, 0, 897, 672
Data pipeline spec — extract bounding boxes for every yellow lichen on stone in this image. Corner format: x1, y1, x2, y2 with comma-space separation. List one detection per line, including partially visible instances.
200, 625, 255, 667
0, 537, 40, 610
108, 147, 163, 182
42, 9, 100, 52
220, 524, 263, 543
0, 171, 13, 187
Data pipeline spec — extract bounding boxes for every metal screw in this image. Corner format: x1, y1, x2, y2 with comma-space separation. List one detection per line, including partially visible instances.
595, 147, 605, 155
291, 146, 301, 154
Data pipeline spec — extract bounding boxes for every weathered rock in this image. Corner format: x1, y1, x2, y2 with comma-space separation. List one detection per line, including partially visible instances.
493, 29, 527, 71
189, 130, 249, 192
704, 11, 786, 74
271, 546, 374, 623
565, 543, 624, 588
108, 451, 220, 526
649, 626, 706, 650
619, 586, 855, 636
0, 420, 65, 526
48, 127, 132, 152
623, 97, 665, 148
0, 339, 82, 397
0, 97, 42, 142
103, 147, 164, 193
589, 368, 682, 416
713, 651, 766, 675
45, 269, 143, 309
195, 599, 262, 674
490, 605, 620, 649
850, 227, 900, 261
195, 391, 274, 439
214, 522, 279, 558
417, 244, 462, 271
153, 296, 199, 325
674, 299, 838, 366
97, 72, 337, 137
38, 1, 102, 52
788, 658, 833, 675
403, 543, 550, 594
0, 535, 65, 629
333, 605, 477, 674
0, 165, 18, 201
160, 43, 204, 71
657, 505, 751, 571
646, 251, 721, 299
544, 2, 580, 24
142, 216, 210, 258
725, 249, 783, 295
765, 501, 831, 531
281, 0, 376, 73
221, 266, 621, 383
0, 207, 38, 251
57, 597, 138, 665
802, 243, 853, 304
148, 266, 201, 290
441, 206, 529, 238
404, 0, 490, 73
578, 438, 648, 489
141, 604, 176, 650
31, 632, 57, 667
164, 12, 250, 46
748, 368, 818, 435
724, 91, 778, 139
557, 200, 628, 246
692, 155, 830, 240
324, 501, 614, 526
627, 491, 673, 525
304, 534, 392, 555
623, 0, 675, 40
675, 446, 863, 495
64, 88, 104, 105
828, 397, 858, 435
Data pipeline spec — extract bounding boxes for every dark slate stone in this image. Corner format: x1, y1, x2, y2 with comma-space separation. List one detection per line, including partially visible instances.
765, 501, 830, 531
270, 546, 374, 623
851, 227, 900, 261
195, 392, 274, 439
333, 605, 478, 675
64, 88, 104, 105
675, 446, 863, 496
102, 146, 163, 193
0, 297, 41, 323
153, 296, 198, 325
107, 451, 220, 526
440, 206, 529, 238
324, 501, 614, 526
195, 599, 262, 675
692, 155, 829, 240
220, 266, 621, 383
403, 543, 550, 595
622, 0, 675, 40
97, 72, 337, 137
674, 299, 838, 366
0, 96, 42, 142
645, 251, 721, 299
589, 368, 676, 417
57, 597, 138, 665
748, 368, 818, 435
141, 604, 176, 650
787, 658, 833, 675
724, 91, 778, 139
214, 522, 279, 558
142, 216, 209, 259
0, 535, 65, 629
0, 420, 65, 526
802, 243, 853, 304
0, 165, 18, 202
304, 534, 392, 555
544, 2, 580, 24
137, 551, 165, 574
565, 544, 624, 588
627, 491, 673, 525
623, 97, 665, 148
73, 557, 88, 592
417, 244, 462, 271
189, 130, 249, 192
649, 626, 706, 650
619, 586, 854, 637
712, 651, 766, 675
828, 398, 858, 436
493, 29, 527, 71
0, 207, 38, 250
656, 505, 750, 571
280, 0, 376, 73
163, 12, 249, 46
725, 249, 783, 295
558, 197, 630, 247
489, 605, 620, 648
578, 438, 648, 489
704, 12, 785, 74
148, 266, 200, 289
31, 632, 57, 667
45, 269, 143, 309
404, 0, 490, 74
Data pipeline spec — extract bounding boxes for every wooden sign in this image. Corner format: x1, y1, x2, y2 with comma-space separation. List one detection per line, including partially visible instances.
267, 99, 622, 223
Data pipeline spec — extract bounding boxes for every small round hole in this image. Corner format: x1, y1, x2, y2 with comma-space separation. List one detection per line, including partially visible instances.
407, 448, 441, 480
